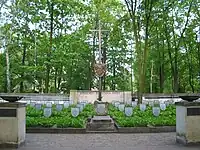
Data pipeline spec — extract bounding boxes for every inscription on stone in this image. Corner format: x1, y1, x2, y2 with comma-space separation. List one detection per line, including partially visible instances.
0, 109, 16, 117
187, 108, 200, 116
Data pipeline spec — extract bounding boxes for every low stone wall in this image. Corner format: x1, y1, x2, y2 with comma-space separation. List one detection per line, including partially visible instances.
69, 90, 196, 104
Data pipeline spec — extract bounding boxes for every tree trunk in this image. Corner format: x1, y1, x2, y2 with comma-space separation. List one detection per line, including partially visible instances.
57, 66, 63, 90
20, 43, 26, 93
45, 1, 53, 93
6, 46, 11, 93
54, 68, 58, 93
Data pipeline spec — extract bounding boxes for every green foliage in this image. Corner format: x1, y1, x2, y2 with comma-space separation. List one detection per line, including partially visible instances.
26, 104, 95, 128
108, 104, 176, 127
0, 0, 199, 93
26, 103, 176, 128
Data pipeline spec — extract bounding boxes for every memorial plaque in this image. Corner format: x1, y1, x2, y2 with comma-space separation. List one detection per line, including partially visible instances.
0, 109, 16, 117
97, 103, 106, 114
94, 63, 106, 77
187, 108, 200, 116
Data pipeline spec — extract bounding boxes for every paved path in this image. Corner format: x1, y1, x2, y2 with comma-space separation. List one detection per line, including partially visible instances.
8, 133, 200, 150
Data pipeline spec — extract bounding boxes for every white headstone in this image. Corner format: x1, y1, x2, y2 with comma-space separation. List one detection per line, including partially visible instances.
64, 102, 70, 108
132, 101, 137, 108
77, 104, 84, 112
148, 101, 154, 107
71, 107, 79, 117
56, 104, 63, 111
165, 101, 170, 106
118, 104, 125, 112
30, 102, 36, 107
44, 108, 52, 117
46, 102, 52, 108
152, 107, 160, 117
114, 102, 120, 108
140, 104, 146, 111
35, 104, 42, 110
69, 100, 74, 105
160, 103, 166, 110
124, 107, 133, 117
54, 101, 59, 104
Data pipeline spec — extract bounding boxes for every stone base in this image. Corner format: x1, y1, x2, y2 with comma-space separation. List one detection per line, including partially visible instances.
0, 102, 26, 148
176, 135, 200, 146
0, 141, 25, 148
87, 116, 116, 132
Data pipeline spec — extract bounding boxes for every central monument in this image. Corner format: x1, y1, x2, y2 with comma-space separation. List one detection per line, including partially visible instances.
87, 20, 115, 132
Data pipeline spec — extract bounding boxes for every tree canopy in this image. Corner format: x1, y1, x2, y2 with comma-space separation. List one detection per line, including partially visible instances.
0, 0, 199, 95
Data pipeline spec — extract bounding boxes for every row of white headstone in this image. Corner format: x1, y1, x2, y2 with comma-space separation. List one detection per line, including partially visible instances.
29, 101, 88, 118
112, 100, 174, 117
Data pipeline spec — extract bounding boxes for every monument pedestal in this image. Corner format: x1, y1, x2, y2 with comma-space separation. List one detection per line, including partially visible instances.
87, 101, 116, 132
0, 102, 26, 148
87, 115, 116, 132
175, 101, 200, 145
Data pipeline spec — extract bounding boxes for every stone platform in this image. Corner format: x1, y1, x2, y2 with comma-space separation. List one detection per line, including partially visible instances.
86, 115, 116, 132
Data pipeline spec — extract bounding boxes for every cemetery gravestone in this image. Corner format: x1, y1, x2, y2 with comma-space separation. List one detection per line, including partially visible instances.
56, 104, 63, 111
35, 104, 42, 110
118, 104, 125, 112
140, 103, 146, 111
71, 107, 79, 117
64, 102, 70, 108
44, 108, 52, 117
124, 107, 133, 117
152, 107, 160, 117
160, 103, 166, 110
132, 101, 137, 108
46, 102, 52, 108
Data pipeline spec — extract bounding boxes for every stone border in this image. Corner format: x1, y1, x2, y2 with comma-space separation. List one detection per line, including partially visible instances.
116, 125, 176, 133
26, 128, 86, 134
26, 126, 175, 134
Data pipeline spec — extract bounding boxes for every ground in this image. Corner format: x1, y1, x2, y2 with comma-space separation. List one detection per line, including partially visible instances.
8, 132, 200, 150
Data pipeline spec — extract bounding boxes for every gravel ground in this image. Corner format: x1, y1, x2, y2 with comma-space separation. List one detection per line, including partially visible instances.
6, 132, 200, 150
